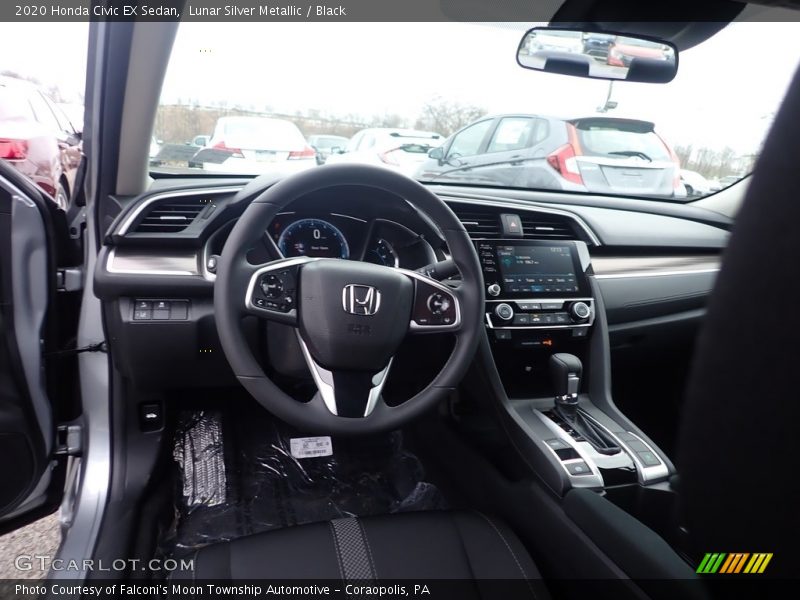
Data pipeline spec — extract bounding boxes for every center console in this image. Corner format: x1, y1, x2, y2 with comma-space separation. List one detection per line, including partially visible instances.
474, 236, 671, 493
479, 239, 594, 336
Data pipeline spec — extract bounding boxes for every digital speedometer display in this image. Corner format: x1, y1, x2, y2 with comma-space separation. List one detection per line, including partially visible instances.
277, 218, 350, 259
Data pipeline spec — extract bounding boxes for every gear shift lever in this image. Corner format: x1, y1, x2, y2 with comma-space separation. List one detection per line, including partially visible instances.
550, 353, 582, 419
549, 353, 621, 455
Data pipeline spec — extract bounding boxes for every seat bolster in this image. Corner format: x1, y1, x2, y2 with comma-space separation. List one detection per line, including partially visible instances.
451, 512, 541, 580
170, 509, 545, 595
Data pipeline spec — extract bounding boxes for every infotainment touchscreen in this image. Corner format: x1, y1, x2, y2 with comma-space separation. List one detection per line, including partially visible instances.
496, 245, 579, 294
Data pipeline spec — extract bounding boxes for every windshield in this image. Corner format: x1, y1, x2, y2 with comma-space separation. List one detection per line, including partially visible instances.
155, 22, 800, 201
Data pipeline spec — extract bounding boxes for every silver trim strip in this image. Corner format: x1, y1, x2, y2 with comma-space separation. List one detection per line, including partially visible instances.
296, 332, 394, 417
439, 193, 602, 247
592, 255, 721, 279
116, 186, 242, 235
106, 247, 197, 276
297, 333, 337, 414
364, 359, 394, 417
575, 414, 670, 484
594, 268, 720, 280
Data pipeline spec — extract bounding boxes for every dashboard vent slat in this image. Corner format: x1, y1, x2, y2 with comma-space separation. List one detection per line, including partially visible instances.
520, 216, 577, 240
449, 202, 579, 241
450, 207, 501, 238
133, 197, 208, 233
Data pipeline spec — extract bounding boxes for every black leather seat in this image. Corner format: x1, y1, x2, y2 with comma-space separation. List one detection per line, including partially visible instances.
172, 510, 545, 591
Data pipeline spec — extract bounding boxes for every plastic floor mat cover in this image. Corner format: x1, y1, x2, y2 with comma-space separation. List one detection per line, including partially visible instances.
162, 409, 447, 556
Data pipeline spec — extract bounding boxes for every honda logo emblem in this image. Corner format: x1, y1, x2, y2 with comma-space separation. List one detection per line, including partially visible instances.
342, 284, 381, 316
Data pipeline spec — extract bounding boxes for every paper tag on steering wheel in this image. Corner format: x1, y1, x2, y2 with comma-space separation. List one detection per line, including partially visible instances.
290, 436, 333, 459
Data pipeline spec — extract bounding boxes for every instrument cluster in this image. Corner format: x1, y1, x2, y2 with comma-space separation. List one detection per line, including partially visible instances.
267, 213, 435, 269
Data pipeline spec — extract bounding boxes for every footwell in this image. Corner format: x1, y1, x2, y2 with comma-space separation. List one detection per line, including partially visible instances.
160, 409, 447, 556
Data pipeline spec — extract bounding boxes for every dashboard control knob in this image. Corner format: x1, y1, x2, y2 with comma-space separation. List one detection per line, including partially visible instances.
487, 283, 501, 297
495, 303, 514, 321
427, 293, 451, 315
570, 301, 591, 321
260, 274, 284, 299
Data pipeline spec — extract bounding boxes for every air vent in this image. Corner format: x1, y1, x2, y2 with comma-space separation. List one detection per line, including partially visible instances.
520, 214, 577, 240
133, 197, 208, 233
450, 206, 501, 239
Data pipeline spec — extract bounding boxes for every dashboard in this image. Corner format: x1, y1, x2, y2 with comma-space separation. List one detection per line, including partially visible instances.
95, 176, 729, 390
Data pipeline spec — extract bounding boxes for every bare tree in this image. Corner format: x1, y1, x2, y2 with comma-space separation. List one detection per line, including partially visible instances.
415, 96, 488, 136
674, 143, 746, 180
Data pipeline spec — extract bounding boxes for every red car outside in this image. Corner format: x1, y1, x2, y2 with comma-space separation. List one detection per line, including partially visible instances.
0, 76, 82, 210
607, 41, 668, 68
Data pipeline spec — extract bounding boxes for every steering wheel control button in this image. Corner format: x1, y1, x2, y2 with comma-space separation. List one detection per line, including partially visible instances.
570, 301, 591, 321
261, 274, 284, 298
249, 265, 299, 317
566, 461, 592, 476
494, 303, 514, 321
487, 283, 501, 297
411, 278, 458, 328
427, 292, 451, 315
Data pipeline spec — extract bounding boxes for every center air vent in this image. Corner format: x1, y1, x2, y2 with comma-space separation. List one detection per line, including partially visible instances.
520, 214, 576, 240
449, 203, 580, 241
450, 206, 501, 238
133, 197, 208, 233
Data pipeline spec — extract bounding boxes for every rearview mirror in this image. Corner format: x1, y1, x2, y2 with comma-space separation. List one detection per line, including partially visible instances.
517, 27, 677, 84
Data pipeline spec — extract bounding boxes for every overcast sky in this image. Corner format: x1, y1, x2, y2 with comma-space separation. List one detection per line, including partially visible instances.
2, 21, 799, 156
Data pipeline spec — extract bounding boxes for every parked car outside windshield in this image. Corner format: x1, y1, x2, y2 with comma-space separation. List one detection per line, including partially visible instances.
326, 128, 443, 177
416, 115, 681, 198
193, 116, 316, 175
308, 134, 350, 164
151, 21, 800, 201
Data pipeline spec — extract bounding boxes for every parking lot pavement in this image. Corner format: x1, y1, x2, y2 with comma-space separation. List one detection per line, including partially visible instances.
0, 514, 61, 579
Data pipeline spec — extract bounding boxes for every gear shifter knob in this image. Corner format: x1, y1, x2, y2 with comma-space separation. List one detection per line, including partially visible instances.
549, 353, 582, 398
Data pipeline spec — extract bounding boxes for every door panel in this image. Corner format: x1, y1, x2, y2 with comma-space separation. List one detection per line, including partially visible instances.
0, 163, 65, 530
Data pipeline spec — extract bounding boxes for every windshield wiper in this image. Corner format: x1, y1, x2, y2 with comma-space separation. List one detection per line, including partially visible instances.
608, 150, 653, 162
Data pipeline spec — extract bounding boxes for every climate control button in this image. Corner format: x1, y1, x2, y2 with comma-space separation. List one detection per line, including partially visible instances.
570, 301, 591, 321
494, 303, 514, 321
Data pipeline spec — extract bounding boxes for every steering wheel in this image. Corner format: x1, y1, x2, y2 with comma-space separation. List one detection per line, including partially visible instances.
214, 164, 484, 434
